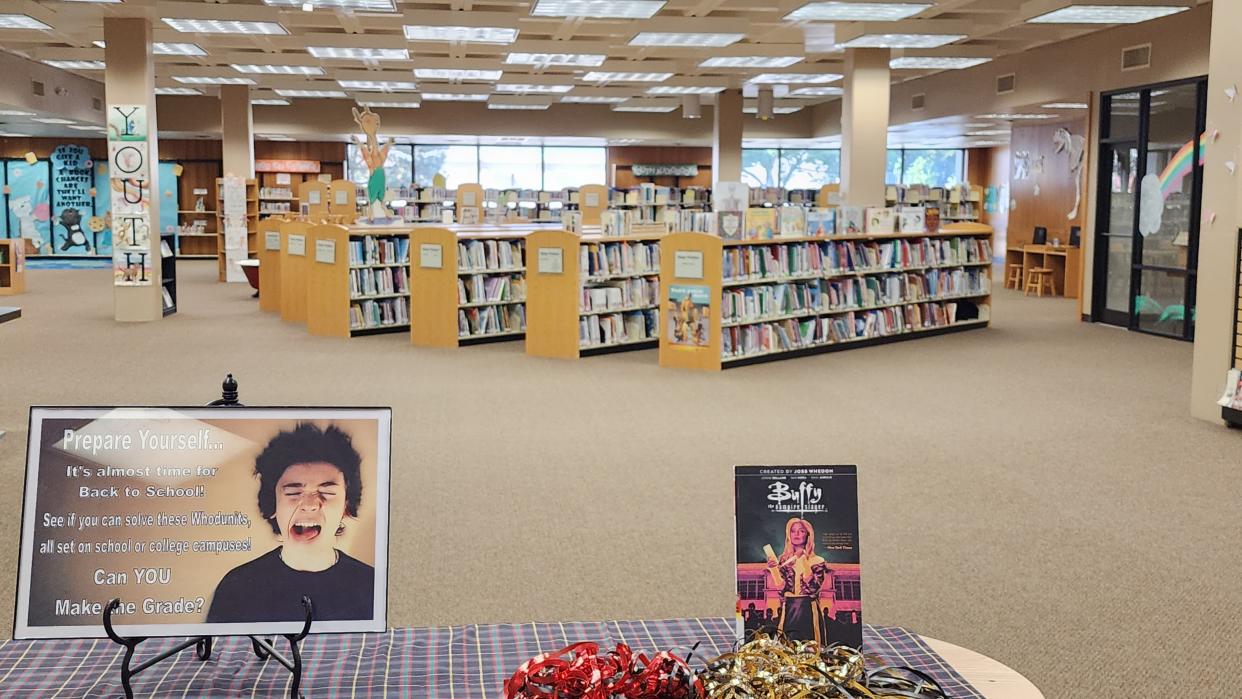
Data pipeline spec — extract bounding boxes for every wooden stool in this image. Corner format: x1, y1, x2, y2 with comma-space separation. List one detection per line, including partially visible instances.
1005, 263, 1024, 290
1024, 267, 1056, 297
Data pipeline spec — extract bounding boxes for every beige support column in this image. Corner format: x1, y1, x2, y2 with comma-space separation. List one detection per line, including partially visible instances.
713, 89, 743, 182
840, 48, 891, 207
220, 85, 255, 179
1190, 0, 1242, 421
104, 18, 161, 322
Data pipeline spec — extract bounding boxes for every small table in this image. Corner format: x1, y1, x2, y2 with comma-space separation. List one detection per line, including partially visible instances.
923, 636, 1045, 698
1005, 244, 1082, 298
0, 306, 20, 324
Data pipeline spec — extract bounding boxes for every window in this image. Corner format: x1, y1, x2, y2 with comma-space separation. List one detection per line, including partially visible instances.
741, 148, 780, 188
743, 148, 840, 188
886, 148, 965, 187
833, 577, 861, 601
415, 145, 479, 188
347, 143, 413, 189
479, 146, 542, 189
885, 149, 903, 185
737, 579, 765, 600
543, 147, 606, 190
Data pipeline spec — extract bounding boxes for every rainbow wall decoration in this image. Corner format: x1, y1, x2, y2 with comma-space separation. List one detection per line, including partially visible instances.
1157, 132, 1208, 200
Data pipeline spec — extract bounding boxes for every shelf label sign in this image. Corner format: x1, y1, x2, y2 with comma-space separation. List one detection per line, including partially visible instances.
265, 232, 280, 251
419, 243, 442, 269
287, 234, 305, 256
315, 239, 336, 265
537, 247, 563, 274
674, 251, 704, 279
584, 192, 600, 208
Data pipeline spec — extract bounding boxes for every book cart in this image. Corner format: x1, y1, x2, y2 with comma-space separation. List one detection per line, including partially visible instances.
658, 222, 994, 370
305, 223, 411, 338
410, 227, 528, 347
525, 229, 663, 358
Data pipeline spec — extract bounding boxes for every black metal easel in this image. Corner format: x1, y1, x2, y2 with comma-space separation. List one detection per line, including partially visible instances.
101, 374, 315, 698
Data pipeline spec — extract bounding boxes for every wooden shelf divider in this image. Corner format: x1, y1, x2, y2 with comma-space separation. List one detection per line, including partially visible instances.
306, 224, 410, 338
257, 216, 284, 313
279, 220, 312, 324
0, 239, 27, 295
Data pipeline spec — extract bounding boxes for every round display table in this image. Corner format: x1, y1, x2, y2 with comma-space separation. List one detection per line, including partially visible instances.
921, 637, 1044, 699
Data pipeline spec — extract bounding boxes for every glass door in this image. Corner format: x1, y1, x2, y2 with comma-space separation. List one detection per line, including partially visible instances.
1093, 78, 1205, 340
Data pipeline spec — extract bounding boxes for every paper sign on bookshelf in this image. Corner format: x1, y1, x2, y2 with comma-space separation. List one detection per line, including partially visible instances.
537, 247, 563, 274
288, 234, 306, 256
265, 231, 280, 251
419, 243, 442, 269
335, 189, 350, 206
315, 239, 336, 264
462, 191, 477, 207
584, 192, 600, 208
674, 251, 703, 279
307, 190, 321, 205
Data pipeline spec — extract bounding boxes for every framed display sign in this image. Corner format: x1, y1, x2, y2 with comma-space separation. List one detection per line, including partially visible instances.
16, 407, 392, 640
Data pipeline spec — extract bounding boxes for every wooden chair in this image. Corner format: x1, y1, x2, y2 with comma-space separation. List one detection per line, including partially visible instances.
1024, 267, 1056, 297
1005, 263, 1024, 290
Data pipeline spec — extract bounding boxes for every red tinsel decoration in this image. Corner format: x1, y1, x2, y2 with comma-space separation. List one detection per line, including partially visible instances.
503, 641, 703, 699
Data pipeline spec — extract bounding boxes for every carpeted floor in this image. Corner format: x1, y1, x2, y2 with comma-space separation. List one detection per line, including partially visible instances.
1, 261, 1239, 698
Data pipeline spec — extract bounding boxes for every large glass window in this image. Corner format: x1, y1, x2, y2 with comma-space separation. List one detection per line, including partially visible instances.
543, 147, 607, 190
741, 149, 781, 188
886, 149, 964, 187
415, 145, 480, 188
479, 146, 542, 189
742, 148, 840, 188
347, 143, 412, 189
885, 150, 903, 185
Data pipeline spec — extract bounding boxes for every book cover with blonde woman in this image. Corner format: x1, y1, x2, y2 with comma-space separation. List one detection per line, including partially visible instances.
734, 465, 861, 648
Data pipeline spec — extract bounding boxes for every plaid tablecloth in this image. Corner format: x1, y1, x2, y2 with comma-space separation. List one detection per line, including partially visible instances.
0, 618, 984, 698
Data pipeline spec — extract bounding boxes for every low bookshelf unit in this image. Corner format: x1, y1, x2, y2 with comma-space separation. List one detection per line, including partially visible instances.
410, 228, 528, 347
306, 224, 411, 338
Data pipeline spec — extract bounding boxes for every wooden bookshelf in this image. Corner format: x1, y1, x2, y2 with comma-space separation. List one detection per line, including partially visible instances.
279, 220, 312, 324
305, 224, 411, 338
300, 179, 331, 220
257, 216, 284, 313
455, 183, 485, 224
328, 179, 357, 221
526, 230, 662, 359
658, 222, 994, 370
159, 230, 177, 316
578, 184, 609, 226
215, 177, 259, 282
0, 239, 27, 295
410, 227, 528, 348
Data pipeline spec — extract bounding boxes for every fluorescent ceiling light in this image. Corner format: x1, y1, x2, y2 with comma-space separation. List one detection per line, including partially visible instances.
68, 125, 105, 130
174, 76, 256, 85
275, 89, 350, 97
744, 106, 803, 114
32, 117, 77, 124
700, 56, 802, 68
784, 2, 931, 21
788, 86, 844, 97
42, 60, 106, 70
840, 33, 965, 48
61, 0, 122, 3
968, 130, 1010, 136
232, 64, 325, 75
263, 0, 396, 10
251, 98, 291, 105
307, 47, 408, 60
561, 95, 628, 103
0, 132, 33, 137
890, 56, 991, 69
488, 103, 550, 110
530, 0, 665, 19
0, 109, 35, 116
646, 86, 725, 95
403, 25, 518, 43
582, 71, 672, 82
629, 32, 744, 47
258, 134, 298, 141
0, 14, 52, 30
338, 80, 418, 91
96, 41, 208, 56
162, 18, 288, 35
414, 68, 503, 81
1041, 102, 1089, 109
357, 100, 421, 108
505, 53, 606, 67
495, 84, 574, 93
612, 104, 677, 112
1027, 4, 1189, 24
155, 87, 203, 95
421, 93, 490, 101
976, 113, 1058, 119
748, 73, 842, 84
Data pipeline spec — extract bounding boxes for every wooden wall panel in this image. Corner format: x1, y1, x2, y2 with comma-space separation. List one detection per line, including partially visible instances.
968, 146, 1011, 250
0, 138, 343, 164
1007, 120, 1087, 247
608, 146, 712, 188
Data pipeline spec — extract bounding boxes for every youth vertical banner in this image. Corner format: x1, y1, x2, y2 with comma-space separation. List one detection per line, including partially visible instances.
16, 407, 392, 639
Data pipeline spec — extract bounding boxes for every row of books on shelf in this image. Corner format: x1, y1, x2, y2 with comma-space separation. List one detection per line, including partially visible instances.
458, 304, 526, 338
485, 189, 578, 205
687, 206, 947, 239
395, 186, 451, 203
580, 241, 660, 279
582, 278, 659, 314
720, 269, 990, 325
260, 187, 294, 200
350, 297, 410, 330
459, 239, 524, 272
402, 203, 446, 222
458, 274, 526, 305
581, 308, 659, 348
349, 236, 410, 267
260, 203, 293, 215
885, 183, 982, 207
350, 266, 409, 298
609, 184, 709, 207
721, 301, 987, 359
749, 188, 820, 206
722, 236, 993, 282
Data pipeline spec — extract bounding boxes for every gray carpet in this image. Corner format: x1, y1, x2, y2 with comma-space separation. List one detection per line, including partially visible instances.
1, 261, 1239, 698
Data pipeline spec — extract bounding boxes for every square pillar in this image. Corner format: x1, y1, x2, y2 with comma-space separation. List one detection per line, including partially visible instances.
221, 85, 255, 179
713, 89, 743, 183
841, 48, 891, 207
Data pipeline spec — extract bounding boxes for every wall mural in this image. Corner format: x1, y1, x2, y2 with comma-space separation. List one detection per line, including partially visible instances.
50, 144, 95, 254
6, 160, 51, 253
1052, 127, 1087, 220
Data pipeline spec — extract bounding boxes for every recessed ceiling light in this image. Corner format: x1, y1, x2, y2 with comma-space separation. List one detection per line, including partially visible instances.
263, 0, 396, 10
582, 71, 672, 82
162, 18, 288, 35
1027, 4, 1189, 24
840, 33, 965, 48
42, 60, 106, 70
96, 41, 209, 56
420, 93, 490, 101
175, 76, 257, 85
32, 117, 77, 124
275, 89, 350, 98
561, 95, 628, 103
700, 56, 802, 68
505, 53, 606, 67
646, 86, 725, 95
155, 87, 203, 95
1041, 102, 1089, 109
414, 68, 503, 81
357, 100, 421, 108
612, 104, 678, 112
232, 64, 326, 75
788, 86, 844, 97
743, 106, 803, 114
748, 73, 842, 84
252, 98, 292, 105
890, 56, 991, 69
0, 109, 35, 116
976, 113, 1058, 119
488, 103, 550, 110
338, 80, 418, 91
307, 47, 408, 60
629, 32, 744, 47
0, 14, 52, 30
784, 2, 931, 21
530, 0, 665, 19
403, 25, 518, 43
495, 84, 574, 93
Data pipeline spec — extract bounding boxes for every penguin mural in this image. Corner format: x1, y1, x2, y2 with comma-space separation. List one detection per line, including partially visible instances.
58, 208, 92, 252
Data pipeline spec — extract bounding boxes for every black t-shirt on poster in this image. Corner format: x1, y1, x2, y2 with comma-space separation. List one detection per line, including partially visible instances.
206, 547, 374, 623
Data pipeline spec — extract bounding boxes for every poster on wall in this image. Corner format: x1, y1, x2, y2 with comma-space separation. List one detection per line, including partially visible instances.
50, 145, 96, 255
5, 160, 52, 254
734, 465, 862, 648
666, 284, 710, 348
16, 407, 392, 639
106, 105, 147, 142
94, 162, 180, 258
